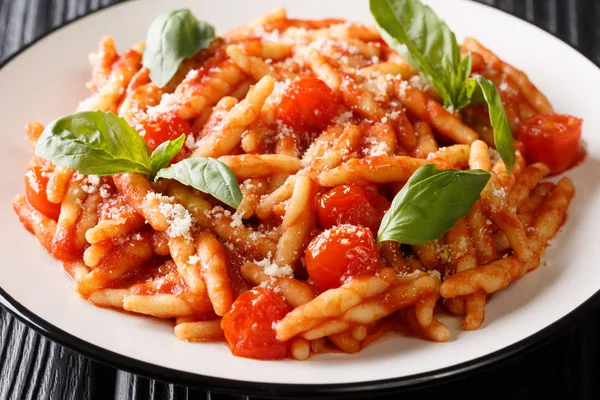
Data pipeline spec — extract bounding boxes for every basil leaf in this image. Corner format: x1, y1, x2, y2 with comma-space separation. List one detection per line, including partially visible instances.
453, 53, 476, 112
35, 111, 153, 176
143, 9, 216, 88
377, 165, 491, 246
370, 0, 463, 109
469, 75, 515, 172
149, 134, 186, 174
155, 158, 242, 209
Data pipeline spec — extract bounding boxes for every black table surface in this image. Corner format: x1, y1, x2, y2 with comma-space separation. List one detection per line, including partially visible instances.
1, 0, 600, 399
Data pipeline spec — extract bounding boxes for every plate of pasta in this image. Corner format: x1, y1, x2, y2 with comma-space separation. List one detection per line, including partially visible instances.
1, 0, 599, 395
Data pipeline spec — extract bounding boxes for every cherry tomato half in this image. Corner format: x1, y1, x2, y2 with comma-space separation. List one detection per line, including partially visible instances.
221, 287, 290, 360
305, 225, 380, 291
317, 185, 389, 232
277, 77, 338, 132
24, 165, 60, 220
136, 113, 191, 151
518, 113, 583, 174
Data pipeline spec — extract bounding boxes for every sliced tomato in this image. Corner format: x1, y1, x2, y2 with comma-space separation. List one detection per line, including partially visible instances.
136, 113, 191, 151
277, 77, 338, 132
221, 287, 290, 360
305, 225, 380, 291
317, 185, 389, 232
518, 113, 583, 174
24, 165, 60, 220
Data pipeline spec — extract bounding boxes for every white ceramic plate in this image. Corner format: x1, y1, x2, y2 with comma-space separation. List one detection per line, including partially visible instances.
2, 0, 600, 396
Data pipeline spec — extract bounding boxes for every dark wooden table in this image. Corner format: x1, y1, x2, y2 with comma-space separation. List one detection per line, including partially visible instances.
2, 0, 600, 399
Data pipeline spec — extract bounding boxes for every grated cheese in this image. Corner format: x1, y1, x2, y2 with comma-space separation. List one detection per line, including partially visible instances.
81, 175, 101, 194
255, 257, 293, 277
187, 255, 200, 265
106, 204, 127, 220
334, 111, 353, 124
368, 141, 391, 156
186, 69, 199, 80
398, 80, 409, 97
185, 134, 197, 150
146, 93, 177, 116
427, 269, 442, 280
265, 78, 292, 108
99, 184, 111, 199
229, 211, 244, 228
409, 75, 431, 92
25, 170, 40, 193
151, 194, 194, 239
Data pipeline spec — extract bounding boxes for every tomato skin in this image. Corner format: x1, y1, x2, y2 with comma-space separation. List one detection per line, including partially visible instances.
317, 185, 389, 232
305, 225, 380, 291
24, 165, 60, 220
277, 77, 338, 132
136, 113, 191, 151
518, 114, 583, 174
221, 288, 290, 360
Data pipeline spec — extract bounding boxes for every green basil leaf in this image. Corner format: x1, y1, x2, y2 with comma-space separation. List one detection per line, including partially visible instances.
370, 0, 464, 109
155, 158, 242, 209
453, 53, 476, 112
377, 164, 491, 246
143, 9, 216, 88
149, 134, 186, 175
469, 75, 515, 172
35, 111, 153, 176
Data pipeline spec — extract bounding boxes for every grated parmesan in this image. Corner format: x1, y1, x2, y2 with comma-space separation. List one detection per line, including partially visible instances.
427, 269, 442, 280
368, 141, 391, 156
409, 75, 431, 92
398, 80, 409, 97
187, 255, 200, 265
255, 257, 293, 277
265, 78, 292, 108
334, 111, 353, 124
146, 93, 177, 116
229, 211, 244, 228
149, 193, 194, 239
25, 170, 40, 193
81, 175, 101, 194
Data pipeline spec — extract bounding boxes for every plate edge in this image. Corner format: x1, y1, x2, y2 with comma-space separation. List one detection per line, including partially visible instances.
1, 0, 600, 396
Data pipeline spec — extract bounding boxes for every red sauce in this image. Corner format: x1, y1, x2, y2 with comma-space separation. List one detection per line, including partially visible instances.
223, 246, 254, 298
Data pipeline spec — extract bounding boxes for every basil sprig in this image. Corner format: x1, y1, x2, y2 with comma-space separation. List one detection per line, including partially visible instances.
370, 0, 472, 110
377, 164, 491, 246
470, 75, 515, 172
35, 111, 242, 209
148, 134, 186, 173
370, 0, 515, 172
35, 111, 180, 176
143, 9, 216, 88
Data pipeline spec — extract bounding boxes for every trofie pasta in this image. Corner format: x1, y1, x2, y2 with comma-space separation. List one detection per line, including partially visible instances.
13, 0, 583, 360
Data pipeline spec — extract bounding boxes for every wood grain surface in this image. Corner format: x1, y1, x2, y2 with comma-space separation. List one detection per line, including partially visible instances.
1, 0, 600, 399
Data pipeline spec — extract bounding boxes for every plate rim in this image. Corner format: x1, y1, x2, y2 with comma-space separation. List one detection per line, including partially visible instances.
1, 0, 600, 396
